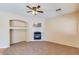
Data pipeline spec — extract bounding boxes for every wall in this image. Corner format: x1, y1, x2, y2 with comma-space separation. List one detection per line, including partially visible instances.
0, 14, 9, 48
45, 12, 79, 48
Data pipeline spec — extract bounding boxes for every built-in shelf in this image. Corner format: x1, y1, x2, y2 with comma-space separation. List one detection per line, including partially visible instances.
9, 19, 28, 30
9, 19, 28, 44
9, 27, 27, 30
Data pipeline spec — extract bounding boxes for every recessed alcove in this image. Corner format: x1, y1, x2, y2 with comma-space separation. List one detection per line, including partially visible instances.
9, 19, 28, 44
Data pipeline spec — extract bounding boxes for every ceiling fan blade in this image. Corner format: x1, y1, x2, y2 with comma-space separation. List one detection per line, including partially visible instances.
26, 6, 32, 9
27, 11, 32, 13
37, 11, 44, 13
37, 5, 40, 8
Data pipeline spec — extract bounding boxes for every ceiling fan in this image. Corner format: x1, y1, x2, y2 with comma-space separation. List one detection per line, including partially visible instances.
26, 5, 44, 15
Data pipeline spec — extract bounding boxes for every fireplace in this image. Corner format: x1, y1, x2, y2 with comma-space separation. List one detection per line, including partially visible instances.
34, 32, 41, 40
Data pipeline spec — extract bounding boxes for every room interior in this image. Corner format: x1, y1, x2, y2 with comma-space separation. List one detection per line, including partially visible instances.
0, 3, 79, 55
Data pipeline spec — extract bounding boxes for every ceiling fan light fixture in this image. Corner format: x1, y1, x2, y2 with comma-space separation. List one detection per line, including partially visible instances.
26, 5, 43, 15
32, 10, 37, 15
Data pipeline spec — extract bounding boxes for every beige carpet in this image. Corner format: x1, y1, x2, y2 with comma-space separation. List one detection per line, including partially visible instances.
3, 41, 79, 55
0, 48, 6, 55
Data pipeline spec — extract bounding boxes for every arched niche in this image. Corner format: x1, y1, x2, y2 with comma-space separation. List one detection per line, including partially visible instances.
9, 19, 28, 27
9, 19, 28, 44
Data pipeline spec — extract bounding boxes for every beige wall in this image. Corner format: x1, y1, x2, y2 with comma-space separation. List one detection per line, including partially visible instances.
45, 12, 79, 48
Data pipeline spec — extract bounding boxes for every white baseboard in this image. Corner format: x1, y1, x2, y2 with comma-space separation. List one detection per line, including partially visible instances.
0, 46, 10, 48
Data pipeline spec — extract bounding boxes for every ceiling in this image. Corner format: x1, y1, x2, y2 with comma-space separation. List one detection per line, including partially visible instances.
0, 3, 78, 19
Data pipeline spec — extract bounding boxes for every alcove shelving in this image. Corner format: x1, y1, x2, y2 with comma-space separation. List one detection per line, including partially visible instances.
9, 20, 28, 30
9, 19, 28, 44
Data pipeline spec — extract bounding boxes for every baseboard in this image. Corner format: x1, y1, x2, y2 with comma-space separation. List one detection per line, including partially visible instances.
0, 46, 9, 48
46, 40, 79, 49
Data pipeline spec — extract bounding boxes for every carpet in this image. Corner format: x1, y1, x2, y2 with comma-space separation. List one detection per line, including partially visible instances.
3, 41, 79, 55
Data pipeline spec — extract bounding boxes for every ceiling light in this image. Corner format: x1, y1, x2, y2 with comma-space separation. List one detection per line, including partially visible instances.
32, 10, 37, 15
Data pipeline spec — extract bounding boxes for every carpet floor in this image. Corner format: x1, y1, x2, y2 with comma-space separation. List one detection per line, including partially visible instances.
3, 41, 79, 55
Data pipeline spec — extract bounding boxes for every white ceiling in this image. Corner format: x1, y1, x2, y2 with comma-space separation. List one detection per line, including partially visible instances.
0, 3, 78, 19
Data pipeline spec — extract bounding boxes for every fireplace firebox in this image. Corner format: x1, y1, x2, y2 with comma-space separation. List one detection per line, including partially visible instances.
34, 32, 41, 40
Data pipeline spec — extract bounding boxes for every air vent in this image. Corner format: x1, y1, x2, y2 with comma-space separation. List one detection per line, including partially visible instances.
56, 8, 62, 11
